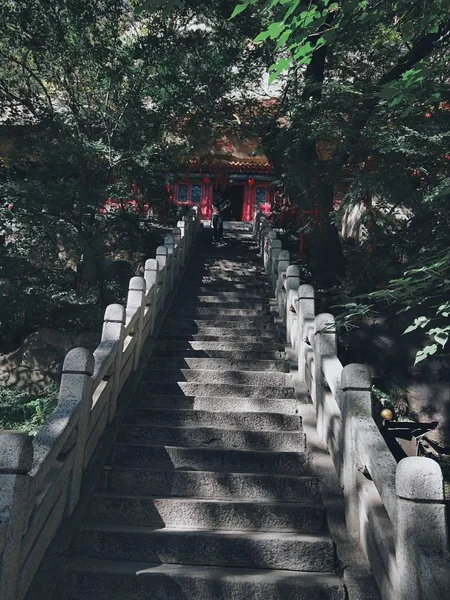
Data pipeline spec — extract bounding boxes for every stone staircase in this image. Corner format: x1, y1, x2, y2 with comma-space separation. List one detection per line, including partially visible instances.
43, 227, 345, 599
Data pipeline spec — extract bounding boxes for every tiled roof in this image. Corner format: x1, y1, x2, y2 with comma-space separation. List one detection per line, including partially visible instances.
184, 133, 272, 173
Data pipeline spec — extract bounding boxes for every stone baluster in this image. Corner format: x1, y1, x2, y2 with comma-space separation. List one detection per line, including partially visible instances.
144, 258, 159, 332
58, 348, 95, 516
101, 304, 125, 420
0, 432, 33, 600
252, 205, 260, 234
172, 227, 182, 276
395, 457, 450, 600
126, 276, 146, 370
156, 245, 168, 300
275, 251, 290, 312
285, 265, 301, 344
263, 231, 277, 272
177, 220, 187, 268
164, 234, 175, 290
267, 239, 282, 276
256, 216, 266, 247
340, 364, 372, 542
259, 222, 272, 256
274, 250, 290, 299
297, 284, 315, 383
313, 314, 337, 442
270, 245, 282, 292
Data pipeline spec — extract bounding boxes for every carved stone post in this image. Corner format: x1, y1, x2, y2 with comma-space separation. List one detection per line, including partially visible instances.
0, 432, 33, 600
340, 364, 372, 542
177, 220, 187, 268
297, 285, 315, 383
263, 231, 277, 272
59, 348, 95, 516
126, 276, 146, 370
156, 245, 168, 300
285, 265, 301, 342
164, 234, 175, 290
172, 227, 182, 274
144, 258, 159, 332
395, 457, 450, 600
267, 239, 282, 277
101, 304, 125, 420
270, 246, 282, 293
313, 314, 337, 441
274, 250, 290, 299
259, 223, 272, 256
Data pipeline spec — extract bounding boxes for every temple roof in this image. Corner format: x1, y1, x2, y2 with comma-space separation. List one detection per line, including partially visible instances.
185, 133, 272, 173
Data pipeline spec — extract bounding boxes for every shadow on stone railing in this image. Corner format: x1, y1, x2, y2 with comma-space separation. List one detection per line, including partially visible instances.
0, 210, 201, 600
253, 208, 450, 600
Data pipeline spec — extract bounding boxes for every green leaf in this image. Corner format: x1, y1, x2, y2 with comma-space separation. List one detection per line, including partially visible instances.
230, 2, 251, 19
414, 344, 438, 365
403, 316, 430, 334
254, 30, 271, 42
268, 21, 286, 39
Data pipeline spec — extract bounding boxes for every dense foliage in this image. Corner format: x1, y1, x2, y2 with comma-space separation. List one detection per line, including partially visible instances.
0, 0, 267, 346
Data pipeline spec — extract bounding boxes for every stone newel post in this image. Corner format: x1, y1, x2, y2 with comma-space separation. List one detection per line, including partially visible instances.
126, 276, 146, 370
0, 432, 33, 600
340, 363, 372, 542
395, 457, 450, 600
297, 284, 315, 383
313, 313, 337, 441
285, 265, 300, 342
59, 348, 95, 516
101, 303, 125, 420
156, 245, 168, 299
263, 231, 277, 272
144, 258, 159, 332
164, 234, 175, 291
275, 250, 290, 300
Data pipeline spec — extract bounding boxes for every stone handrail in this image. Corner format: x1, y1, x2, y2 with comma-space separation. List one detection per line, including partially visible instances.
0, 210, 201, 600
253, 209, 450, 600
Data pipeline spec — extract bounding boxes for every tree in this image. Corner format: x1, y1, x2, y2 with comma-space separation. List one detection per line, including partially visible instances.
231, 0, 450, 280
0, 0, 268, 343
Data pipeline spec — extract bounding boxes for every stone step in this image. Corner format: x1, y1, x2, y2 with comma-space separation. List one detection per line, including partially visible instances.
185, 283, 270, 291
131, 394, 298, 414
153, 349, 286, 361
164, 316, 274, 326
161, 326, 277, 337
100, 468, 321, 502
111, 444, 311, 475
170, 302, 270, 317
67, 559, 345, 600
140, 368, 290, 387
136, 381, 296, 399
86, 495, 326, 532
147, 356, 288, 372
178, 294, 268, 303
158, 333, 280, 342
117, 425, 304, 452
183, 284, 270, 296
125, 409, 301, 431
75, 525, 336, 572
156, 340, 285, 351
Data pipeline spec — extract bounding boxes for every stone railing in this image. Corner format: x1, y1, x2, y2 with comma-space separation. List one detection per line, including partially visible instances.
253, 209, 450, 600
0, 211, 201, 600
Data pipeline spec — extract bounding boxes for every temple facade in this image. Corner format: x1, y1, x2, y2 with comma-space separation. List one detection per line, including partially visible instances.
168, 133, 275, 221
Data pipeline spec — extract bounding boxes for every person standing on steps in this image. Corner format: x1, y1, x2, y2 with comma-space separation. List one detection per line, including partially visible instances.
211, 191, 230, 241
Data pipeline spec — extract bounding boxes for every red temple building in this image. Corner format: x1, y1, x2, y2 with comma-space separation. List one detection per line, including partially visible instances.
168, 133, 275, 221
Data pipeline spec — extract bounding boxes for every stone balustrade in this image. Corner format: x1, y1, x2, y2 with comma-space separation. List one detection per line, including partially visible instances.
253, 209, 450, 600
0, 210, 201, 600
